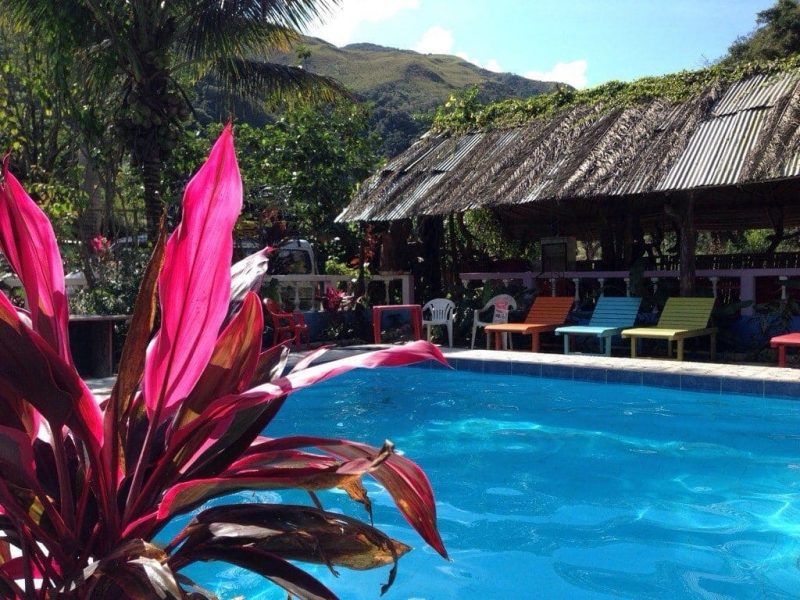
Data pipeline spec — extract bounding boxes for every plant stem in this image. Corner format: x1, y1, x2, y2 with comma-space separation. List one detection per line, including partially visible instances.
123, 397, 163, 524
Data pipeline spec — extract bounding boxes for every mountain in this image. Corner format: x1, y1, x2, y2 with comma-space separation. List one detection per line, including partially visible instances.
195, 36, 561, 157
269, 37, 561, 156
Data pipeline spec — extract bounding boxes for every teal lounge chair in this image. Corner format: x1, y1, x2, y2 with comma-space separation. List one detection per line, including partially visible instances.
555, 296, 642, 356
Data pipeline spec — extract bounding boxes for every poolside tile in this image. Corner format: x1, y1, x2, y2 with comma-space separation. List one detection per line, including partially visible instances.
574, 367, 607, 383
541, 364, 573, 380
512, 362, 542, 378
484, 360, 512, 375
763, 380, 800, 399
607, 369, 643, 385
453, 358, 484, 374
681, 375, 721, 393
428, 359, 449, 370
721, 378, 764, 397
641, 371, 682, 390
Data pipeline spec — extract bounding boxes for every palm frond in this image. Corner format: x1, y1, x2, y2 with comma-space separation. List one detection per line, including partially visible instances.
0, 0, 96, 42
176, 16, 297, 63
208, 58, 351, 107
175, 0, 340, 33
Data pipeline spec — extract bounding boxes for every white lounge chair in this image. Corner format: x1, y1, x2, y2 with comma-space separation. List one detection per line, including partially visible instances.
471, 294, 517, 349
422, 298, 455, 347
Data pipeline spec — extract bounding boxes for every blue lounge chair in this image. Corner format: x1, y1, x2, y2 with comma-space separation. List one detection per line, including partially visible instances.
555, 296, 642, 356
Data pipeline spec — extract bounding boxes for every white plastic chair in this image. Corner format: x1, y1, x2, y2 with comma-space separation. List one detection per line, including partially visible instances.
471, 294, 517, 349
422, 298, 455, 347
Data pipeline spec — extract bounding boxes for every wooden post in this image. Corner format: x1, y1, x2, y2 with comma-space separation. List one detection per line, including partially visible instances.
415, 216, 444, 299
665, 194, 697, 297
600, 217, 615, 270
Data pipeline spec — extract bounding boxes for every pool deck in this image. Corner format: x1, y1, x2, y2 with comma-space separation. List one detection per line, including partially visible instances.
84, 345, 800, 400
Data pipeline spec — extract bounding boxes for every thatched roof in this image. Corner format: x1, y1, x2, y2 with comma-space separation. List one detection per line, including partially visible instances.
338, 61, 800, 238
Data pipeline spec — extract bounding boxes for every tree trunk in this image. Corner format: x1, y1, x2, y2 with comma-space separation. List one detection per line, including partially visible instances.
416, 216, 443, 299
77, 146, 102, 288
141, 153, 163, 241
600, 218, 615, 270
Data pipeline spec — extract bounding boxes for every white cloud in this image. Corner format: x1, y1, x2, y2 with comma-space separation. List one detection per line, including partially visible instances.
525, 60, 589, 89
414, 26, 454, 55
484, 59, 503, 73
305, 0, 420, 47
456, 51, 502, 73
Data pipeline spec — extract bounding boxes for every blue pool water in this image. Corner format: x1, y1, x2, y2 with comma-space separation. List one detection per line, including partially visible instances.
178, 366, 800, 599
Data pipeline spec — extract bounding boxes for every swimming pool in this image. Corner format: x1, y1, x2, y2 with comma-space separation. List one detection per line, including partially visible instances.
181, 366, 800, 599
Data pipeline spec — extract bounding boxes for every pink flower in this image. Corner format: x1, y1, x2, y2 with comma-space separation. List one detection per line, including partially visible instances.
89, 234, 111, 254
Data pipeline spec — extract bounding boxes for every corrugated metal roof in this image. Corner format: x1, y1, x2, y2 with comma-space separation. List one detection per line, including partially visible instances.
782, 151, 800, 178
430, 133, 484, 172
383, 172, 447, 221
712, 72, 798, 116
396, 136, 447, 174
659, 109, 767, 190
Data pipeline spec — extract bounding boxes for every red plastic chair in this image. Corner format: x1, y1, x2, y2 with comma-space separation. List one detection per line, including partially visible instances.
263, 298, 310, 350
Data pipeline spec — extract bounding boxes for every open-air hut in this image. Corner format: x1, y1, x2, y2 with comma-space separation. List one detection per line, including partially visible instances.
337, 58, 800, 307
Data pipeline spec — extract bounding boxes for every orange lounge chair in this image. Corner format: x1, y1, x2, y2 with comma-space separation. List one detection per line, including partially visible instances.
770, 333, 800, 367
485, 296, 574, 352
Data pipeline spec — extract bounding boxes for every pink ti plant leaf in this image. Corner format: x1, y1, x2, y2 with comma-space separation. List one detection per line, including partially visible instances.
0, 155, 71, 363
143, 124, 243, 423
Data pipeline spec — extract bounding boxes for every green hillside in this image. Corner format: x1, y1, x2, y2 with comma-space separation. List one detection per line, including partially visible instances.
197, 36, 560, 157
275, 38, 560, 155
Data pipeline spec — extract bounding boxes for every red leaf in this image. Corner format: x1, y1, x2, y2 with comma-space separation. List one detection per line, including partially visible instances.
249, 344, 290, 387
228, 246, 272, 321
177, 292, 263, 427
246, 436, 448, 559
143, 124, 242, 422
172, 504, 410, 584
103, 228, 168, 507
0, 425, 36, 490
0, 292, 102, 451
0, 157, 71, 363
174, 546, 337, 600
273, 339, 449, 393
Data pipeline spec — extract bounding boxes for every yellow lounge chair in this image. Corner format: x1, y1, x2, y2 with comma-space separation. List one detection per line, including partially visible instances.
621, 297, 717, 361
485, 296, 574, 352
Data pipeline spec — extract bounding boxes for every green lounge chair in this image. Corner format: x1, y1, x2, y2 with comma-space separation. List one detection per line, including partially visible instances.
555, 296, 642, 356
485, 296, 574, 352
621, 297, 717, 361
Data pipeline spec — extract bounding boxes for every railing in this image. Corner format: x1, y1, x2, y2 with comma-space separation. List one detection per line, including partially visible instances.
2, 271, 414, 313
269, 273, 414, 311
460, 268, 800, 316
573, 252, 800, 271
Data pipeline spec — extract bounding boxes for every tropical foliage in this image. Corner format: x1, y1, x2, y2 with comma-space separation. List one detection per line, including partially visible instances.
1, 0, 344, 238
726, 0, 800, 63
167, 103, 380, 269
0, 127, 447, 598
432, 54, 800, 132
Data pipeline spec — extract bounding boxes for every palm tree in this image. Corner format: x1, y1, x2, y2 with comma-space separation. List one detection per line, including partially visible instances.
2, 0, 343, 239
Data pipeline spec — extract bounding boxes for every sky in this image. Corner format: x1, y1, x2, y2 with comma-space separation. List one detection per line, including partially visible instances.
305, 0, 777, 88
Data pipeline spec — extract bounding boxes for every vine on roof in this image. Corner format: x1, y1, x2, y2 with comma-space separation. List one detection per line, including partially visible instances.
432, 54, 800, 133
